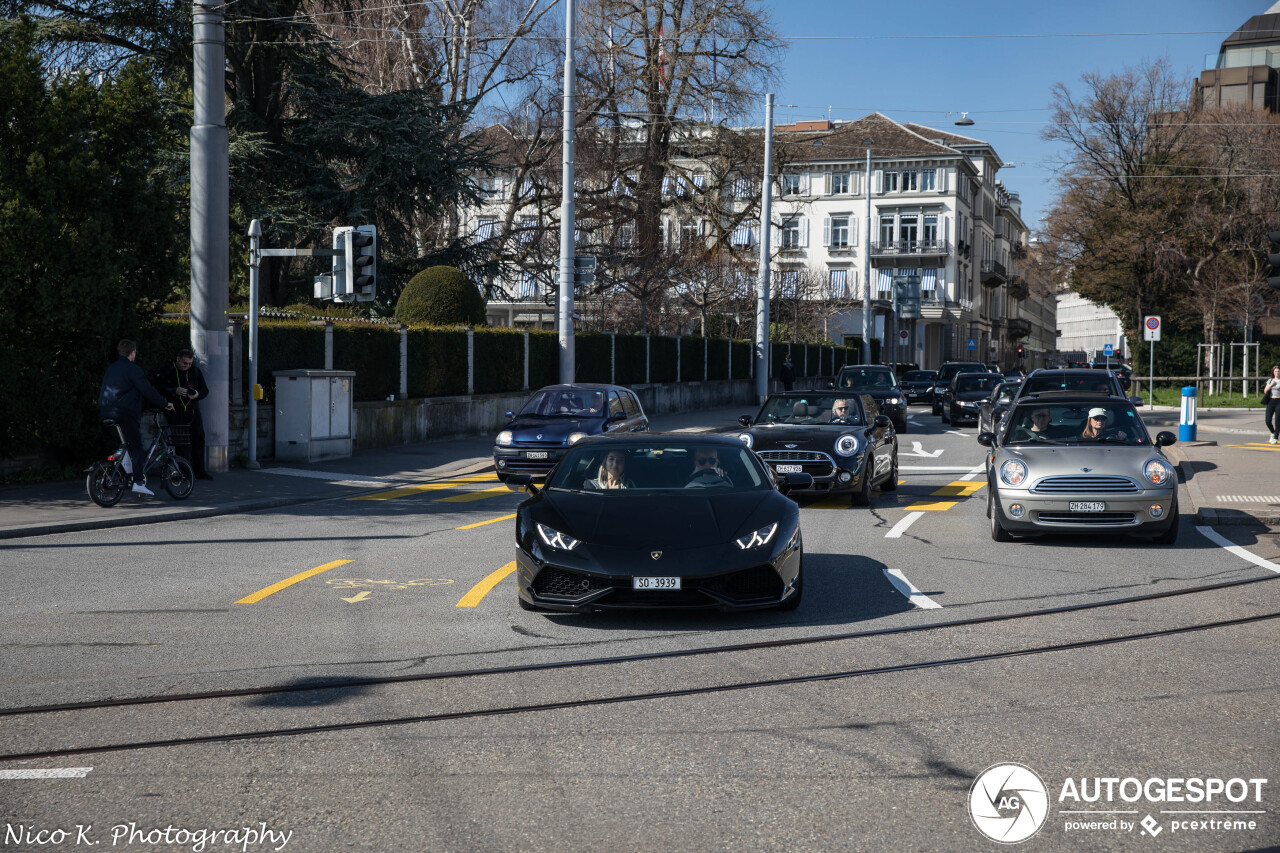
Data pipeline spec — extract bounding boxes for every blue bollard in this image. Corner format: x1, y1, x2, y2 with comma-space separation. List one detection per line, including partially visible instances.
1179, 386, 1197, 441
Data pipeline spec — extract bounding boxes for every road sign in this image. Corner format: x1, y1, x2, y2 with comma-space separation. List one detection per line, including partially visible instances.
967, 339, 976, 351
573, 255, 596, 287
1103, 344, 1114, 356
1143, 315, 1161, 342
899, 330, 909, 341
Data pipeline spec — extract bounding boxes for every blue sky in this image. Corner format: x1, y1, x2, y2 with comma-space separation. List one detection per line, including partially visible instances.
759, 0, 1265, 231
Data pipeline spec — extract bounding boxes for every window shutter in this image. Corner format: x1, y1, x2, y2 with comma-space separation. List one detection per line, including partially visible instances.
823, 172, 832, 195
800, 174, 809, 195
873, 170, 883, 194
800, 217, 809, 247
852, 171, 861, 196
850, 217, 858, 246
822, 217, 831, 247
936, 167, 946, 193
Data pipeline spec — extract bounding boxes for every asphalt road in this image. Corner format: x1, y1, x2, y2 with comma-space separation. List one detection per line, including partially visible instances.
3, 405, 1278, 851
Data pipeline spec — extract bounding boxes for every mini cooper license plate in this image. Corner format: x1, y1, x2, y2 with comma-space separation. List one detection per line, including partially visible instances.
775, 464, 803, 474
525, 451, 548, 459
1070, 501, 1107, 513
633, 577, 681, 591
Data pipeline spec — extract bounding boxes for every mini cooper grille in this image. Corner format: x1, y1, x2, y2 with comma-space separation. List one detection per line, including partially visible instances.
1036, 512, 1137, 525
533, 568, 610, 597
701, 566, 784, 601
758, 450, 834, 465
1031, 475, 1139, 494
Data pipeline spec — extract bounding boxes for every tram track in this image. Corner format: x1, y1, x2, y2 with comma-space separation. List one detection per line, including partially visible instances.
1, 574, 1276, 763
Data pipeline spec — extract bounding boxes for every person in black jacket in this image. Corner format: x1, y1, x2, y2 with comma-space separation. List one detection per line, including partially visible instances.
99, 339, 173, 496
153, 347, 213, 479
781, 355, 796, 391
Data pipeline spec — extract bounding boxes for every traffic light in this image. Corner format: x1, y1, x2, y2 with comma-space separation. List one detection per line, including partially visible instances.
1268, 230, 1280, 290
350, 224, 377, 302
331, 226, 351, 302
1017, 346, 1024, 357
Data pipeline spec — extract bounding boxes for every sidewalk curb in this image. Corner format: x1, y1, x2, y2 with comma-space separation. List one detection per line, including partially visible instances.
1166, 444, 1280, 531
0, 457, 495, 540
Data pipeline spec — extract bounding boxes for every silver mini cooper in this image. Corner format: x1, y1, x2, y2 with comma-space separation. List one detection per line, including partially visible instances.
977, 396, 1179, 543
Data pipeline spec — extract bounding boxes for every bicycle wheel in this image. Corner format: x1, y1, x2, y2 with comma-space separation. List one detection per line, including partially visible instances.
86, 461, 127, 507
162, 455, 195, 500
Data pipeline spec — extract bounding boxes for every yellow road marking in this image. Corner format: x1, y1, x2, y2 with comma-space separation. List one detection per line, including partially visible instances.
905, 501, 959, 511
350, 473, 498, 501
435, 486, 510, 503
458, 513, 517, 530
456, 561, 517, 607
1225, 444, 1280, 452
236, 559, 352, 604
931, 481, 986, 498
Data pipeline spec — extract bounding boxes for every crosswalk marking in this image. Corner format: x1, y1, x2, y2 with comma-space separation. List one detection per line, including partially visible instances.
351, 473, 497, 501
904, 500, 959, 511
434, 486, 511, 504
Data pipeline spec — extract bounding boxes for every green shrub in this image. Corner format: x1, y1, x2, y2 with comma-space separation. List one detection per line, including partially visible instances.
407, 328, 468, 397
730, 340, 752, 380
650, 336, 677, 383
707, 337, 730, 380
680, 337, 706, 382
253, 323, 326, 402
527, 330, 559, 390
615, 335, 648, 385
334, 326, 400, 401
576, 333, 612, 383
395, 266, 486, 326
473, 328, 525, 394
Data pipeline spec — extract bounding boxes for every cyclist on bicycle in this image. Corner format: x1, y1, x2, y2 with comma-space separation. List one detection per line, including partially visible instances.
99, 339, 173, 497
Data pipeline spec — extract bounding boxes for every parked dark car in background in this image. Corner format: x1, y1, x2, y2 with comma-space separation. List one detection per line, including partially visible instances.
506, 435, 805, 612
899, 370, 938, 404
834, 365, 908, 432
1012, 369, 1136, 403
931, 362, 988, 415
736, 391, 898, 507
493, 384, 647, 481
943, 373, 1003, 425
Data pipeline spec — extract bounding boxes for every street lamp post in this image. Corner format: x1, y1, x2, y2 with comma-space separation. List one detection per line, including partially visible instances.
861, 141, 873, 364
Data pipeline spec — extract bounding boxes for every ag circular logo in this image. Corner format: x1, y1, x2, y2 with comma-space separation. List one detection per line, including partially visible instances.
968, 763, 1050, 844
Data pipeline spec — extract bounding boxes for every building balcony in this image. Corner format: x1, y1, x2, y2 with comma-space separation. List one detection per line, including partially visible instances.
1006, 317, 1032, 339
869, 239, 950, 259
980, 259, 1007, 287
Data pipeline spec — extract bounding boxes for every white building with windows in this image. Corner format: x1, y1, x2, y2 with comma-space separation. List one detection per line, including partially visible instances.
458, 114, 1041, 369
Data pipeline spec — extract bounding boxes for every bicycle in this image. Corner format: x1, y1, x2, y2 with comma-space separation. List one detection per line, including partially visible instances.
86, 411, 196, 506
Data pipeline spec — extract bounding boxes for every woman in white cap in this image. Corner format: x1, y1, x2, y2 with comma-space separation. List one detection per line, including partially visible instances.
1080, 406, 1128, 442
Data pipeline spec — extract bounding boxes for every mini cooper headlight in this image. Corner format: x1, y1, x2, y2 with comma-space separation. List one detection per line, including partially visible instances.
735, 522, 778, 550
536, 523, 580, 551
834, 434, 859, 456
999, 459, 1028, 486
496, 430, 513, 446
567, 432, 587, 445
738, 432, 753, 448
1143, 459, 1174, 486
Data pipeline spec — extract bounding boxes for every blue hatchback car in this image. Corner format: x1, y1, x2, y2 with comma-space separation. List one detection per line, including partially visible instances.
493, 384, 649, 480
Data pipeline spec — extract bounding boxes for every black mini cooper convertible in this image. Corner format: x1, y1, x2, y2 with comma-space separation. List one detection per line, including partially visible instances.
736, 391, 898, 507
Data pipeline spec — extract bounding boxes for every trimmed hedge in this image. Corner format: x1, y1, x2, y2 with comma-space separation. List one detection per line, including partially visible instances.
649, 336, 678, 383
680, 337, 706, 382
473, 328, 526, 394
707, 337, 729, 381
615, 335, 648, 385
334, 325, 400, 401
407, 328, 468, 397
527, 330, 559, 390
576, 333, 613, 383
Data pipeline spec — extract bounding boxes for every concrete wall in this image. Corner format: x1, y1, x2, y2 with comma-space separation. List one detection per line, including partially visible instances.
231, 379, 765, 461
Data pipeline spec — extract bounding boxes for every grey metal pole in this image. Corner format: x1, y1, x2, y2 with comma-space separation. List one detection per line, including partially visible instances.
246, 219, 261, 469
754, 93, 775, 403
557, 0, 577, 384
862, 144, 873, 364
191, 0, 230, 472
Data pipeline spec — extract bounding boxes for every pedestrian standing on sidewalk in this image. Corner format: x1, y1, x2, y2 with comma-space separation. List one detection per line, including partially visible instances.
781, 355, 795, 391
153, 347, 213, 479
1264, 365, 1280, 445
99, 340, 173, 497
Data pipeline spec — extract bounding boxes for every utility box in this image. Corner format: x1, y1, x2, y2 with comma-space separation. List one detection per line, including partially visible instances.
273, 369, 356, 462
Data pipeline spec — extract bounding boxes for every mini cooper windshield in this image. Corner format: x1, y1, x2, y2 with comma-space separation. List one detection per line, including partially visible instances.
1003, 402, 1151, 447
517, 388, 607, 417
755, 395, 867, 426
545, 443, 770, 492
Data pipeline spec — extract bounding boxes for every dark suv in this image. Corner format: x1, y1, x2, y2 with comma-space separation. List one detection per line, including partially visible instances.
834, 365, 908, 433
931, 362, 988, 415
